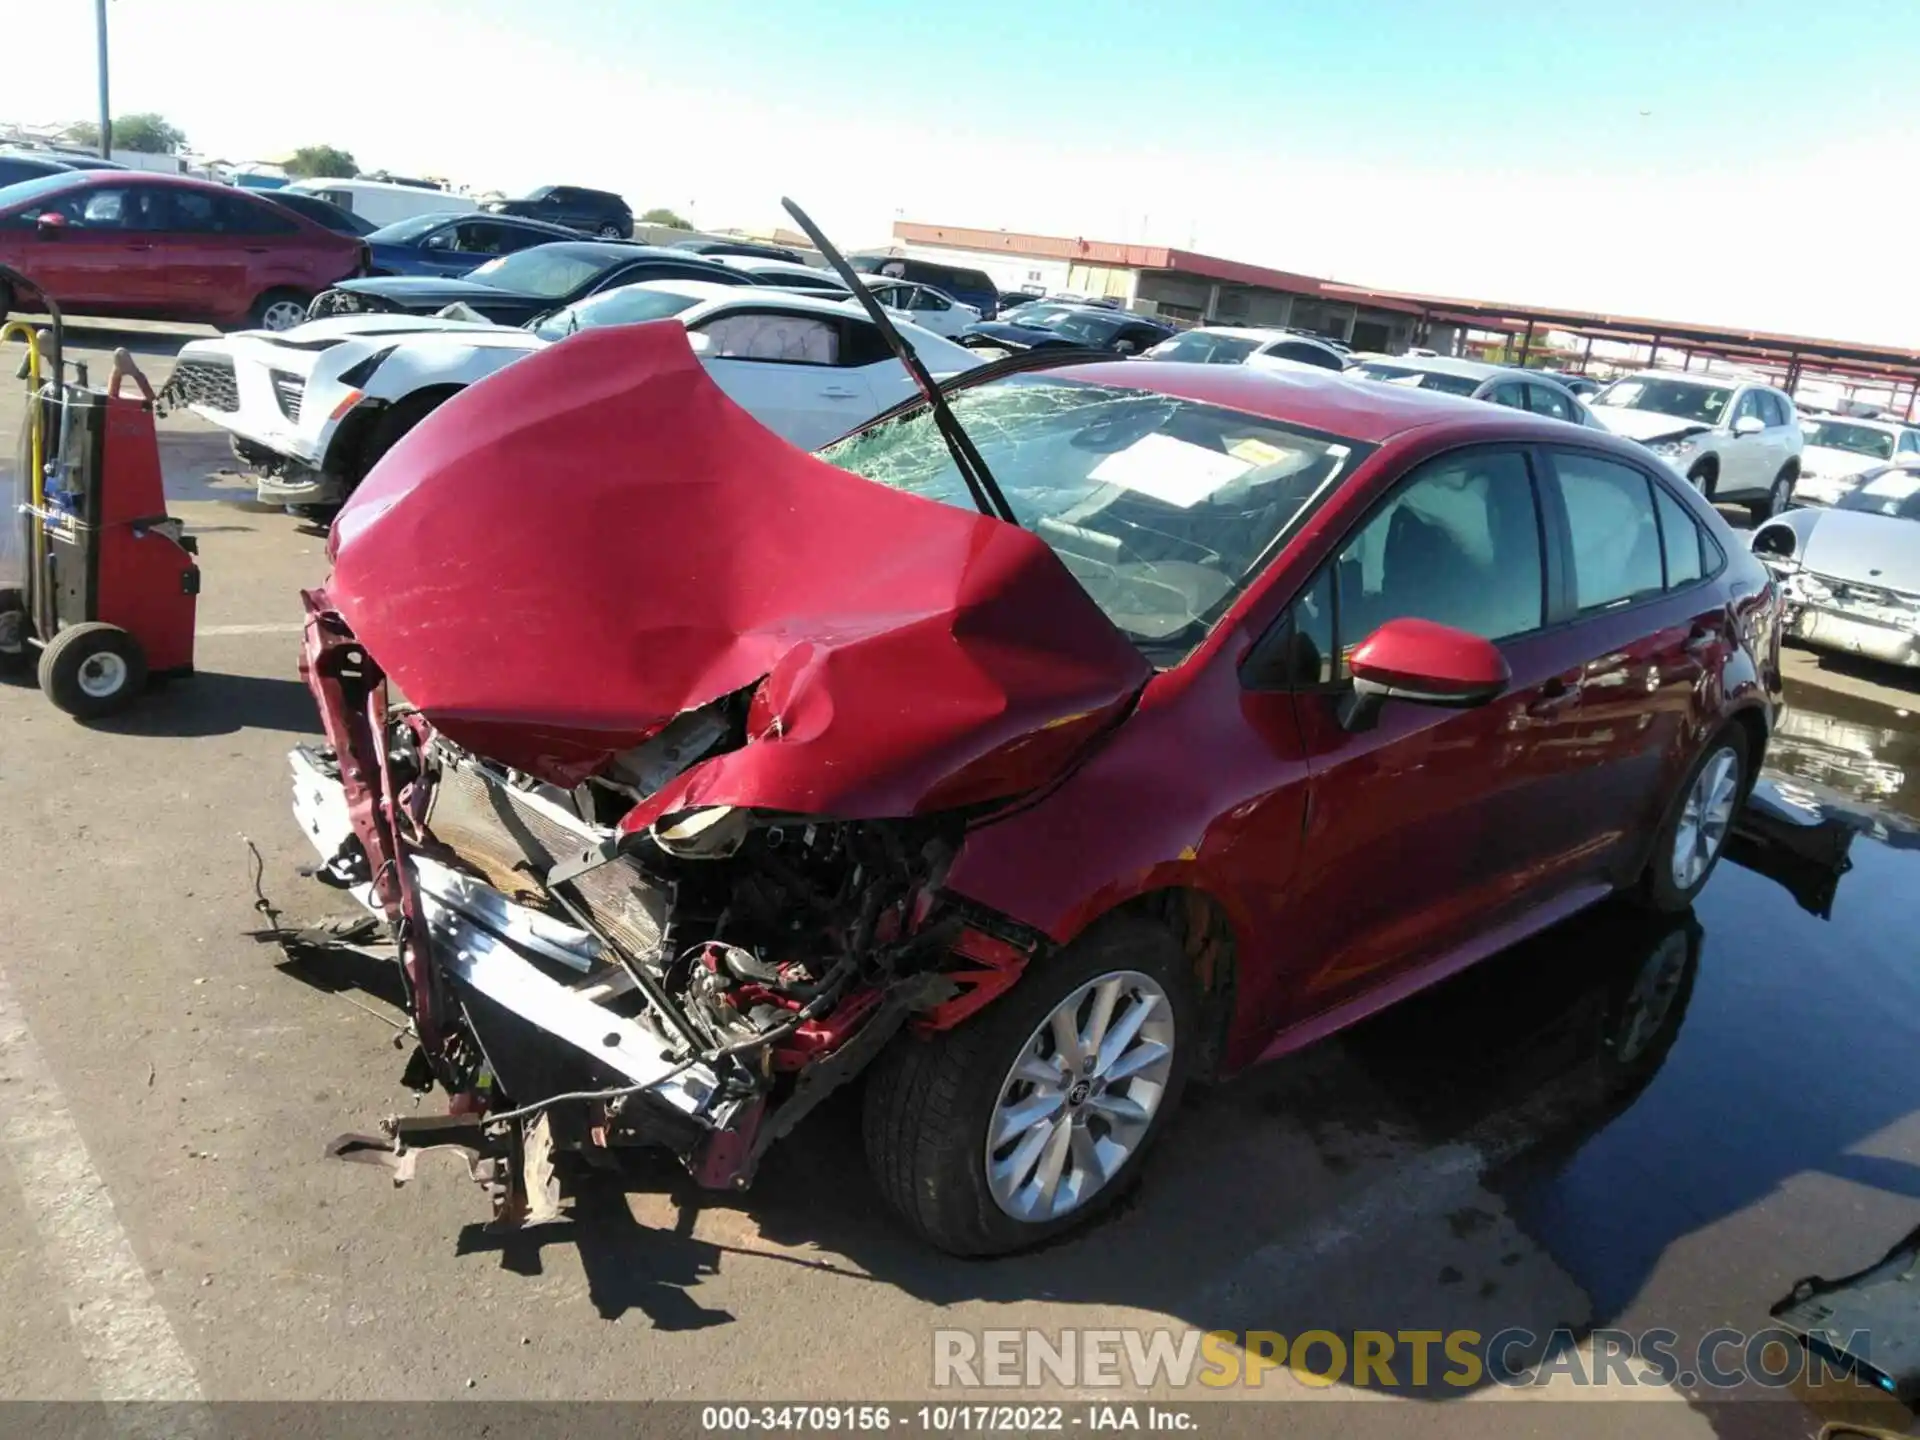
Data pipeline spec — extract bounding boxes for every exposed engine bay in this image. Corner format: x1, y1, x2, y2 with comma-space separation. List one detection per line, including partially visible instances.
293, 606, 1037, 1223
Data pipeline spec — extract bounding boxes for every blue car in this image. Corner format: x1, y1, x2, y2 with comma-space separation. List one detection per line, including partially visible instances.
364, 211, 584, 277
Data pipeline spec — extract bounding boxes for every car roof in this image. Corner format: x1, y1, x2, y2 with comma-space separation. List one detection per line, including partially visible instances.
605, 278, 747, 304
1806, 413, 1907, 432
528, 241, 723, 265
1184, 325, 1341, 347
1047, 359, 1621, 446
1618, 368, 1768, 391
1355, 353, 1512, 381
710, 256, 837, 279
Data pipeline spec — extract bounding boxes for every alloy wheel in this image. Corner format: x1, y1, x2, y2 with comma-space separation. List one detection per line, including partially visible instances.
984, 970, 1175, 1223
1670, 746, 1740, 891
261, 300, 307, 331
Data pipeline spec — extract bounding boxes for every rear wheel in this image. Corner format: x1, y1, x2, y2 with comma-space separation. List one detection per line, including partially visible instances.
863, 915, 1191, 1256
37, 622, 148, 719
595, 223, 623, 239
249, 289, 311, 332
1640, 727, 1748, 912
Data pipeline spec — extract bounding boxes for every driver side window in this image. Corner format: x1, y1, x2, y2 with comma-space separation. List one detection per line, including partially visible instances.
1281, 450, 1546, 688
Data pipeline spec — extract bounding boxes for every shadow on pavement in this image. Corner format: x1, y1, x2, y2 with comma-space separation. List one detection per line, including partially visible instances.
1795, 648, 1920, 698
85, 670, 318, 737
2, 318, 204, 361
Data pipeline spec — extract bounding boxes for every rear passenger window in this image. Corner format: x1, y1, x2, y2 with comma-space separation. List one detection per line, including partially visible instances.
1654, 484, 1706, 587
1526, 383, 1575, 422
1334, 449, 1546, 648
1552, 453, 1665, 610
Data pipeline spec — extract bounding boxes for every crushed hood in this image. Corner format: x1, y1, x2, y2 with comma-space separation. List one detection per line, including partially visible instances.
1588, 407, 1713, 443
324, 321, 1152, 817
1800, 509, 1920, 594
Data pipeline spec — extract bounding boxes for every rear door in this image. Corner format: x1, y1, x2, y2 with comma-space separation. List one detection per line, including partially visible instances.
154, 185, 255, 318
1271, 445, 1604, 1028
687, 306, 879, 448
1536, 445, 1728, 873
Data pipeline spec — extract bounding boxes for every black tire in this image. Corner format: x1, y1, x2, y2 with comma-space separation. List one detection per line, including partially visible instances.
1751, 467, 1795, 526
595, 223, 623, 240
1687, 460, 1719, 502
862, 915, 1193, 1257
357, 391, 451, 484
247, 289, 312, 333
37, 622, 148, 719
0, 278, 11, 324
1638, 726, 1750, 913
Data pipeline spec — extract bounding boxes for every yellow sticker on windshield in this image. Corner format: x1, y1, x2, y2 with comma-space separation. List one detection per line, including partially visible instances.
1228, 438, 1288, 467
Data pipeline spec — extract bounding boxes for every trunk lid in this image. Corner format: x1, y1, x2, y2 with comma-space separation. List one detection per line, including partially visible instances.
324, 321, 1152, 817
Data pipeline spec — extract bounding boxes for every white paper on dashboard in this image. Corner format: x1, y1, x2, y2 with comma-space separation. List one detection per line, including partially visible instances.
1088, 432, 1253, 509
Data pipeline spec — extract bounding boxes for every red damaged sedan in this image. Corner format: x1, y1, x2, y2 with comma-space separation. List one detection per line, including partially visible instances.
293, 323, 1780, 1254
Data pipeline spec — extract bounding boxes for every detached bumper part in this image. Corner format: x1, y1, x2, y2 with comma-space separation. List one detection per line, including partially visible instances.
286, 746, 730, 1131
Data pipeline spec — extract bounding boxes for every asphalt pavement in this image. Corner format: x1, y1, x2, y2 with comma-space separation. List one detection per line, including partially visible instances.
2, 321, 1918, 1439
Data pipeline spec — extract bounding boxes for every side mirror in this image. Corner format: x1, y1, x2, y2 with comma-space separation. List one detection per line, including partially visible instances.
35, 212, 67, 234
1732, 415, 1766, 437
1337, 617, 1510, 732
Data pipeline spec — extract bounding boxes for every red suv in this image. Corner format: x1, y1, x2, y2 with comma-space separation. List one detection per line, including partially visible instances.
0, 171, 366, 332
290, 330, 1783, 1255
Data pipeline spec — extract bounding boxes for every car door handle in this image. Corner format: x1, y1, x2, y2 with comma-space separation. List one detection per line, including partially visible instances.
125, 242, 154, 252
819, 385, 859, 399
1526, 673, 1582, 716
1684, 624, 1719, 655
244, 246, 271, 254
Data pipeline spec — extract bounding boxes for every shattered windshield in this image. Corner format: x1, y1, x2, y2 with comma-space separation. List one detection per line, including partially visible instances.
819, 373, 1369, 653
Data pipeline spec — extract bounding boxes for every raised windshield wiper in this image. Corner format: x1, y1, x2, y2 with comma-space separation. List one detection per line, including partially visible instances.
781, 196, 1016, 527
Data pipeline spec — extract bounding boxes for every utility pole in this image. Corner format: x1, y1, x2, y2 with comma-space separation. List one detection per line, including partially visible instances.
94, 0, 112, 159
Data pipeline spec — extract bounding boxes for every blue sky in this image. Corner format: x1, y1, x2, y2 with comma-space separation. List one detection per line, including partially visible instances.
14, 0, 1920, 341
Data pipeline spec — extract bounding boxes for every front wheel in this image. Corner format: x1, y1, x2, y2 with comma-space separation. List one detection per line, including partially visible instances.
1687, 462, 1719, 502
863, 916, 1191, 1256
1640, 727, 1749, 912
1752, 468, 1795, 525
595, 223, 623, 239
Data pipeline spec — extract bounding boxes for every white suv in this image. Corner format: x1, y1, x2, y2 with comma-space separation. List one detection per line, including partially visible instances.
1588, 371, 1803, 521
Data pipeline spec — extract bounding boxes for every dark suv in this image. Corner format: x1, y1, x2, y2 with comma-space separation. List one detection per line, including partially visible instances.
483, 186, 632, 240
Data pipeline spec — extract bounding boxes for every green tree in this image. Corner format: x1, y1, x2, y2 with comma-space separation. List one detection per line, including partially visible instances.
284, 145, 359, 179
638, 207, 692, 229
66, 113, 185, 154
